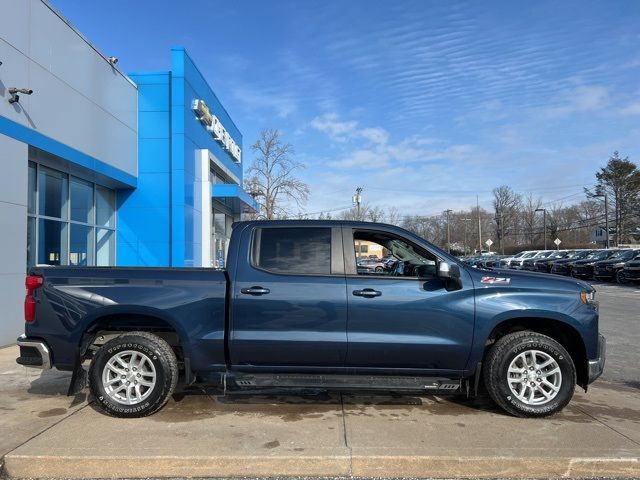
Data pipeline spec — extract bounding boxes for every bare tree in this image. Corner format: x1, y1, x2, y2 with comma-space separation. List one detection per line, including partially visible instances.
492, 186, 523, 254
244, 129, 310, 220
386, 206, 402, 226
522, 193, 542, 245
367, 206, 386, 222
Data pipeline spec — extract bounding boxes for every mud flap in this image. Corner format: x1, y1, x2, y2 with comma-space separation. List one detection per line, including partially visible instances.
67, 358, 88, 396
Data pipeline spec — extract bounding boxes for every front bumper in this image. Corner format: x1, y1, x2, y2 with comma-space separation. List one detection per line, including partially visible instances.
587, 334, 606, 384
16, 335, 52, 370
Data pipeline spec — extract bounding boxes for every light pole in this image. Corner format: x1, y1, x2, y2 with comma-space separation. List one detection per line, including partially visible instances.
444, 209, 453, 253
593, 190, 610, 249
535, 208, 547, 250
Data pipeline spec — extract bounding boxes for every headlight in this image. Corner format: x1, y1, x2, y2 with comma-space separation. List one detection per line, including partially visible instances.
580, 290, 596, 305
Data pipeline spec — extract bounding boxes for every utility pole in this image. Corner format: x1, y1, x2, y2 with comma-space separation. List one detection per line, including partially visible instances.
444, 209, 453, 253
353, 187, 363, 258
535, 208, 547, 249
353, 186, 363, 220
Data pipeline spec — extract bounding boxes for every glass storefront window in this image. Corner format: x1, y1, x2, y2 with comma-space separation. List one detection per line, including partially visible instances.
27, 160, 117, 269
28, 162, 36, 215
38, 219, 67, 266
38, 166, 68, 219
96, 186, 115, 228
96, 229, 115, 266
70, 177, 93, 224
26, 217, 36, 267
69, 224, 94, 266
214, 213, 226, 236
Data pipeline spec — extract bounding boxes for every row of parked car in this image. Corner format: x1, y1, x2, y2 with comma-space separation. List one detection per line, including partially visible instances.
461, 248, 640, 284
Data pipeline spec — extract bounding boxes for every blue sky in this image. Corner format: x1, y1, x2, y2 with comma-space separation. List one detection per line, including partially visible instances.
52, 0, 640, 216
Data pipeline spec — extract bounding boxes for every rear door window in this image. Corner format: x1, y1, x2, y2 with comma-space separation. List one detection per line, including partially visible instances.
253, 227, 332, 275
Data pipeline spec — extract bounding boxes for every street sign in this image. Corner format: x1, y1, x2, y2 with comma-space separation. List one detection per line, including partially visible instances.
554, 238, 561, 246
485, 239, 493, 247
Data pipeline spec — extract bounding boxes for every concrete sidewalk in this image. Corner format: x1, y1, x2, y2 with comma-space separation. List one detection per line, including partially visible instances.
1, 344, 639, 478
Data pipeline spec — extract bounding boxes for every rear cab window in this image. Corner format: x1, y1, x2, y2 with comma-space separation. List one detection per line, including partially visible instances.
252, 227, 333, 275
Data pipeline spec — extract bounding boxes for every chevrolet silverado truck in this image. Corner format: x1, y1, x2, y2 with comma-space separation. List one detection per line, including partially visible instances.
17, 220, 605, 418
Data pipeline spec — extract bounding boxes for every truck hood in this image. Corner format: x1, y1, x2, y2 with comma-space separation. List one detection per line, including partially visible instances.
468, 266, 593, 293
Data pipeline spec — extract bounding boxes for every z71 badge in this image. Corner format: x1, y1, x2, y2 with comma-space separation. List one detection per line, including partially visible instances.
481, 276, 511, 284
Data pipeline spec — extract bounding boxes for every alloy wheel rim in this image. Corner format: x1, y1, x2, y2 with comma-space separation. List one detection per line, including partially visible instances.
507, 349, 562, 406
102, 350, 156, 405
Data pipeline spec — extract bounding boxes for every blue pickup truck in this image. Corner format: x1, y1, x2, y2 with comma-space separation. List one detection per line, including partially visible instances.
17, 220, 605, 418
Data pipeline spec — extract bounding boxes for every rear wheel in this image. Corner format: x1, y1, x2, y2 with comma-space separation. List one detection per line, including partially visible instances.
483, 331, 575, 417
89, 332, 178, 418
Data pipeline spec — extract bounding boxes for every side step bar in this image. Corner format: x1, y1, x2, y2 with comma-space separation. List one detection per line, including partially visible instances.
225, 373, 463, 393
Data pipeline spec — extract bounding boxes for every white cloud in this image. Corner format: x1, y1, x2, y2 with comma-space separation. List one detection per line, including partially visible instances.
536, 85, 609, 119
310, 113, 358, 139
619, 101, 640, 116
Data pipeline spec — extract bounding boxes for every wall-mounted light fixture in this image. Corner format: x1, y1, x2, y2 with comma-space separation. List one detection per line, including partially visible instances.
8, 87, 33, 104
107, 56, 118, 66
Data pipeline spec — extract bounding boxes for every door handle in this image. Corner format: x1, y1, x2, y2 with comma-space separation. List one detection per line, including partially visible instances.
241, 286, 271, 296
353, 288, 382, 298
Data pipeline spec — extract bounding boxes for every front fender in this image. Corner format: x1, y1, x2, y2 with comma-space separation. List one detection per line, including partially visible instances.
466, 287, 598, 372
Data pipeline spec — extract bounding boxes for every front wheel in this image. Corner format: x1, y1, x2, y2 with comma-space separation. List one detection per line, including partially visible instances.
616, 270, 628, 284
483, 331, 576, 417
89, 332, 178, 418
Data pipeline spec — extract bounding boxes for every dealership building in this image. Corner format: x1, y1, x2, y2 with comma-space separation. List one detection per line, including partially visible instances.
0, 0, 257, 345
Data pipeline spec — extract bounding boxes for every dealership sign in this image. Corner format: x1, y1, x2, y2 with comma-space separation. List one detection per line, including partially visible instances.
192, 99, 241, 163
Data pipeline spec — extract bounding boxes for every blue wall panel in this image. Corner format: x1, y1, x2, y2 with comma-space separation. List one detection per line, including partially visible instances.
117, 72, 172, 266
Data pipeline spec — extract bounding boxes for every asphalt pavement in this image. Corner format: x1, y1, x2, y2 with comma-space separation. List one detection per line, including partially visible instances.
0, 281, 638, 479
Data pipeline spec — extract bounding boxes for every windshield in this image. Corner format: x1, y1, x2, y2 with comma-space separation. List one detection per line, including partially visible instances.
570, 250, 591, 259
608, 250, 635, 261
587, 250, 613, 260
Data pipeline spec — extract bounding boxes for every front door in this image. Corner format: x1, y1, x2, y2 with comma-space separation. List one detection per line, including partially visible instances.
229, 225, 348, 369
344, 227, 475, 375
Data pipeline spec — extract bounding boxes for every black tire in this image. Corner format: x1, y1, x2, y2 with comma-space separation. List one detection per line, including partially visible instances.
375, 266, 383, 272
615, 270, 628, 284
89, 332, 178, 418
483, 331, 576, 418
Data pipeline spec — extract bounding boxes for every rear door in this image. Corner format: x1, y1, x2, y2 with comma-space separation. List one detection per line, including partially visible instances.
343, 226, 475, 375
229, 225, 348, 369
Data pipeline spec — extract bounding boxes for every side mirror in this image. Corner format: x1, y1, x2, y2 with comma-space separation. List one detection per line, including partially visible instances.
437, 261, 462, 291
437, 261, 460, 280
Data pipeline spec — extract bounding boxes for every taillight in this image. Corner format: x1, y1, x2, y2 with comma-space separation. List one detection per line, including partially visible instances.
24, 275, 43, 323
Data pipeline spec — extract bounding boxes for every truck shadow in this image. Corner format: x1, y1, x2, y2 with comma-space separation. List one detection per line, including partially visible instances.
150, 390, 507, 423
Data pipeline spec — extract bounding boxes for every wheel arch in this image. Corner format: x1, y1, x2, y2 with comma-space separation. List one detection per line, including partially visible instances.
484, 317, 588, 389
78, 306, 191, 364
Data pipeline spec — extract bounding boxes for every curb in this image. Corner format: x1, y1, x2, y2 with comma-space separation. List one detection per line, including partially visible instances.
3, 454, 639, 478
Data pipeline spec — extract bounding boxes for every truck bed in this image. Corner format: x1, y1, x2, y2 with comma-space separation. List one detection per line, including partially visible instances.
26, 266, 228, 371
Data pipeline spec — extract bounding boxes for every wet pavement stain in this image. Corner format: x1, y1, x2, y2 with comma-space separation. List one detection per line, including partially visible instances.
263, 440, 280, 449
37, 407, 67, 417
151, 393, 341, 423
